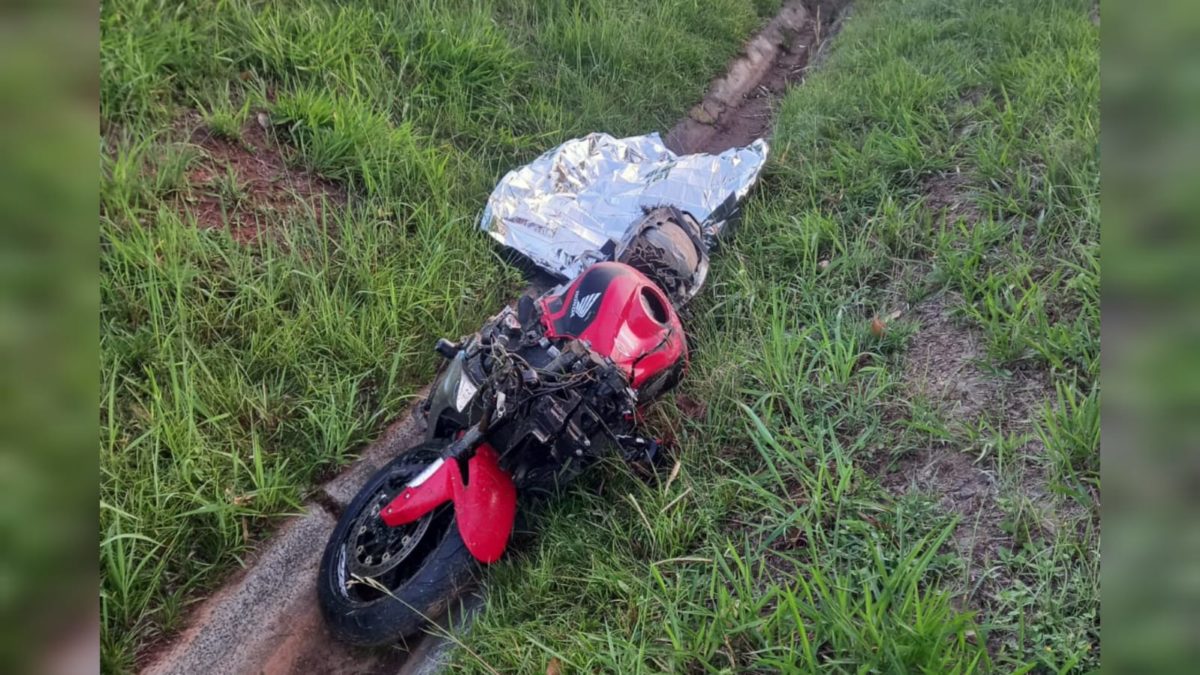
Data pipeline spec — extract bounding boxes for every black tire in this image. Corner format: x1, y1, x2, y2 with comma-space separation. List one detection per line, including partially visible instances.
318, 441, 475, 646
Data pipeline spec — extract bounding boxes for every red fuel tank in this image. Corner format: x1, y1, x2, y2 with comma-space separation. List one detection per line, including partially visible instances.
538, 262, 687, 390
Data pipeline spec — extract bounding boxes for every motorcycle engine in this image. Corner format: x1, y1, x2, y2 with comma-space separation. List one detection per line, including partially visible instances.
425, 296, 637, 489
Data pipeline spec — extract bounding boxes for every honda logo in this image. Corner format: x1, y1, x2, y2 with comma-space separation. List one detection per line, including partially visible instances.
570, 292, 600, 319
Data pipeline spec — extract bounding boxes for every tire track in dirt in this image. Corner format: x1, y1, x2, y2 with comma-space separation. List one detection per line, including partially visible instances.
140, 2, 848, 672
883, 291, 1052, 588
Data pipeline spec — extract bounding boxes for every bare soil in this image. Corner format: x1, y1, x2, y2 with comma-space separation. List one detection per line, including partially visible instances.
257, 603, 412, 675
883, 299, 1021, 619
901, 293, 1051, 425
920, 170, 983, 225
181, 114, 344, 243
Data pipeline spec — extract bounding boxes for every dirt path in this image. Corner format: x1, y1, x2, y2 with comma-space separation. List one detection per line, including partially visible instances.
141, 3, 845, 673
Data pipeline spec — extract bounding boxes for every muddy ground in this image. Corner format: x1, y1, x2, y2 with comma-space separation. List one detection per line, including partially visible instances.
665, 0, 843, 155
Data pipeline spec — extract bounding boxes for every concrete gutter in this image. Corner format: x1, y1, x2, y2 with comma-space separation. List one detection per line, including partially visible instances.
665, 0, 811, 154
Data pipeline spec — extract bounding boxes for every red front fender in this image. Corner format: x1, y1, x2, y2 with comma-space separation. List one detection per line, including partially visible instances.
380, 444, 516, 563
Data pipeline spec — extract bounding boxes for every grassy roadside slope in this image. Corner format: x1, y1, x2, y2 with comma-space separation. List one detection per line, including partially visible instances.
453, 0, 1099, 672
99, 0, 777, 670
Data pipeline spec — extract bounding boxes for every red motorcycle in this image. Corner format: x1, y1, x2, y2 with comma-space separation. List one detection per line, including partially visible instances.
318, 208, 707, 645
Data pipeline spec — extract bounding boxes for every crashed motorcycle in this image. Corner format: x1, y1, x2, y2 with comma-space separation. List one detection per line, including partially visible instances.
318, 208, 707, 645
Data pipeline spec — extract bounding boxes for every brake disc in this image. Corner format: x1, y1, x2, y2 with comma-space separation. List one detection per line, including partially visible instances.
345, 479, 435, 579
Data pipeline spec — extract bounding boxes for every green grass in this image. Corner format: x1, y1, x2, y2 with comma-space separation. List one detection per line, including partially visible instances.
450, 0, 1099, 672
99, 0, 773, 671
101, 0, 1099, 672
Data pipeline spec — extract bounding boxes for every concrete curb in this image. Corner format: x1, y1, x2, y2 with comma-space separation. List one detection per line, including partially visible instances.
396, 594, 485, 675
143, 506, 335, 674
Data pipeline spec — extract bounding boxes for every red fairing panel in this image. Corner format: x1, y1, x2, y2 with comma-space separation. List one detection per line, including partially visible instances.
538, 262, 687, 389
380, 444, 516, 564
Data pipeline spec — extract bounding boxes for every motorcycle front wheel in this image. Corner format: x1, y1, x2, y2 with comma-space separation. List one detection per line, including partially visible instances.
317, 441, 475, 646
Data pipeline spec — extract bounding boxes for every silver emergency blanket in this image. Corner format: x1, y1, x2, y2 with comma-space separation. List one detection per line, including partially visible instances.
480, 132, 768, 280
